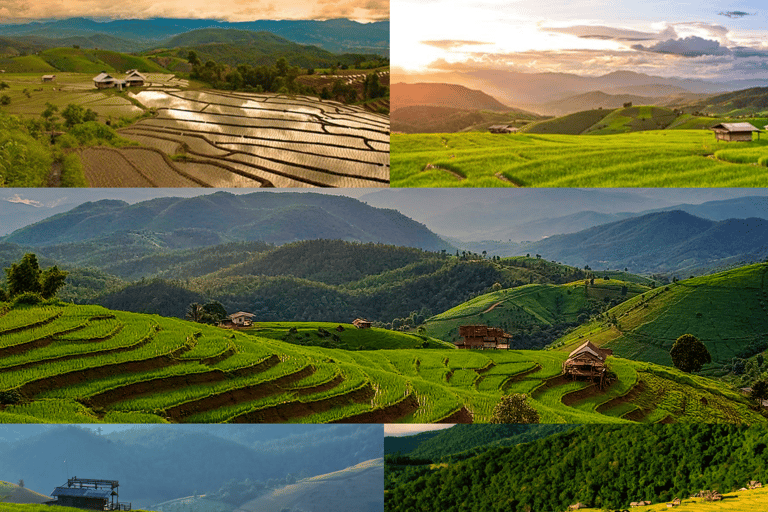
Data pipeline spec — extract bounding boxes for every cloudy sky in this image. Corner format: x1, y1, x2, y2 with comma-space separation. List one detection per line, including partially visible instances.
392, 0, 768, 79
0, 0, 388, 23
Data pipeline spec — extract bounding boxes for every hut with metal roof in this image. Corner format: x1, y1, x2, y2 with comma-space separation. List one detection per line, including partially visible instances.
563, 340, 613, 387
50, 477, 129, 510
93, 72, 116, 89
456, 325, 512, 349
488, 124, 519, 134
710, 122, 761, 142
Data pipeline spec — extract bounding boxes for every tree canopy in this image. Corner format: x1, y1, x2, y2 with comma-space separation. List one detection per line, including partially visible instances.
670, 333, 712, 373
490, 393, 539, 424
4, 253, 68, 300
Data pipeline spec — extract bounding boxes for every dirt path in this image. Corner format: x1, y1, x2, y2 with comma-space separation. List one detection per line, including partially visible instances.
495, 172, 521, 186
424, 163, 464, 180
46, 161, 62, 187
482, 301, 504, 314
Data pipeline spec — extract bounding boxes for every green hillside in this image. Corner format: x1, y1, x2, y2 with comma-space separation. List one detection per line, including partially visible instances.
36, 48, 167, 73
0, 301, 762, 424
385, 424, 768, 512
424, 277, 649, 348
581, 105, 679, 134
523, 108, 610, 134
391, 130, 768, 187
555, 263, 768, 374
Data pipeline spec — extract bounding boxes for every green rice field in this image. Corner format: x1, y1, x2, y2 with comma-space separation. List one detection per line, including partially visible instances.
0, 302, 761, 424
391, 130, 768, 187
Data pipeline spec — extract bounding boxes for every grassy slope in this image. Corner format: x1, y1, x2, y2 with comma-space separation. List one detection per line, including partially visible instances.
244, 322, 453, 349
0, 302, 762, 425
574, 486, 768, 512
424, 278, 649, 343
555, 263, 768, 372
390, 130, 768, 187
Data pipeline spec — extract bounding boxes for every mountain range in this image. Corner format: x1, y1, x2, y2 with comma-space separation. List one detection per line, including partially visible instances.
0, 17, 389, 54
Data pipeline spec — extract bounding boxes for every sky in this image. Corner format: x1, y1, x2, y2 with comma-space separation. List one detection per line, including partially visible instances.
392, 0, 768, 79
384, 424, 454, 436
0, 0, 388, 23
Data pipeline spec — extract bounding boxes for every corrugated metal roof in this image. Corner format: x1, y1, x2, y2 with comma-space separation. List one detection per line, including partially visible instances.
93, 73, 115, 82
710, 122, 761, 132
52, 487, 113, 499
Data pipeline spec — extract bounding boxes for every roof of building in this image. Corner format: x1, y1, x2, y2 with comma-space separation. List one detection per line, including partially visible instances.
568, 340, 611, 360
42, 74, 55, 79
126, 70, 147, 80
710, 122, 761, 132
229, 312, 255, 319
93, 73, 115, 83
52, 487, 114, 499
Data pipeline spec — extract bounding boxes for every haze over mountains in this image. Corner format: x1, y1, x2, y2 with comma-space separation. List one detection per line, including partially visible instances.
0, 17, 389, 54
393, 69, 768, 117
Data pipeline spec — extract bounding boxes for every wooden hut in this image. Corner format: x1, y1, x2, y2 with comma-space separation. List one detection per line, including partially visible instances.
488, 124, 519, 134
569, 503, 587, 510
93, 72, 116, 89
455, 325, 512, 349
125, 70, 147, 87
41, 74, 56, 82
563, 340, 612, 387
352, 318, 372, 329
710, 122, 761, 142
51, 477, 129, 510
228, 311, 255, 327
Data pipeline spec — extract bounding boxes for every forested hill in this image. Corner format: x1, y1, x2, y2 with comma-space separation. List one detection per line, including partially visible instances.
3, 192, 452, 252
385, 424, 768, 512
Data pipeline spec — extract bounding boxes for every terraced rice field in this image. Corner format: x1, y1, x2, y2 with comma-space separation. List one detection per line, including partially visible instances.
108, 89, 390, 187
391, 130, 768, 187
0, 304, 761, 425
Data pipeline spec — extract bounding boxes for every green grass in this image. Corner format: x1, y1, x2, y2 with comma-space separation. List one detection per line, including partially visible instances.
556, 263, 768, 371
0, 302, 764, 424
391, 130, 768, 187
424, 279, 648, 343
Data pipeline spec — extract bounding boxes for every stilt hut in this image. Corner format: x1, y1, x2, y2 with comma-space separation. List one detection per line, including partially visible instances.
710, 122, 761, 141
563, 340, 613, 387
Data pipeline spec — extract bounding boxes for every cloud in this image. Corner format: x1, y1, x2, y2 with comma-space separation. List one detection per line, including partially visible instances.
543, 24, 677, 42
718, 11, 755, 19
632, 36, 731, 57
421, 40, 491, 49
3, 194, 43, 207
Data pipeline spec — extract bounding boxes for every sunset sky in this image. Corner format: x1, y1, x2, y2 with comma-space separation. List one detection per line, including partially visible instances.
392, 0, 768, 79
0, 0, 389, 23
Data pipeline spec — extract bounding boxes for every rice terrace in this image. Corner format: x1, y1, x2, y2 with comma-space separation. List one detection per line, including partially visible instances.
0, 72, 389, 188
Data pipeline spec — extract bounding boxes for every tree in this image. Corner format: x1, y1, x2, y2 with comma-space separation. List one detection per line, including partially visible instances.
490, 393, 539, 423
5, 253, 42, 297
186, 302, 204, 322
751, 378, 768, 405
187, 50, 200, 67
0, 94, 10, 105
62, 103, 85, 127
17, 479, 24, 488
40, 266, 68, 299
670, 333, 711, 373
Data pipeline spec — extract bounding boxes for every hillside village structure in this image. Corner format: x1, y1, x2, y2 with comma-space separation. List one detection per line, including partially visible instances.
710, 122, 761, 142
226, 311, 255, 327
455, 325, 512, 349
41, 74, 56, 82
562, 340, 613, 387
93, 70, 147, 90
353, 318, 372, 329
488, 124, 519, 134
50, 477, 130, 510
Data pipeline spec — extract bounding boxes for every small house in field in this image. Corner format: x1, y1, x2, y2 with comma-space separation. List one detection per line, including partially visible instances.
352, 318, 372, 329
51, 477, 129, 510
488, 124, 519, 134
93, 72, 116, 89
455, 325, 512, 349
228, 311, 255, 327
42, 74, 56, 82
710, 122, 761, 142
125, 70, 147, 87
563, 340, 612, 387
569, 503, 587, 510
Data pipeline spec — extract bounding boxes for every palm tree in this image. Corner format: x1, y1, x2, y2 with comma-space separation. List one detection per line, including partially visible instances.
186, 302, 204, 323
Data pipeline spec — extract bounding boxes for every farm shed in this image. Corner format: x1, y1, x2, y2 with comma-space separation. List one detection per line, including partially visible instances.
125, 70, 147, 87
93, 72, 116, 89
488, 124, 519, 134
228, 312, 255, 327
569, 503, 588, 510
710, 122, 761, 142
352, 318, 372, 329
563, 340, 612, 387
41, 74, 56, 82
51, 477, 130, 510
455, 325, 512, 349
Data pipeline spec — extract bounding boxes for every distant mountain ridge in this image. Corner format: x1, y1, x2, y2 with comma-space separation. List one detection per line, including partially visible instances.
0, 17, 389, 54
3, 191, 453, 253
391, 82, 511, 112
521, 210, 768, 274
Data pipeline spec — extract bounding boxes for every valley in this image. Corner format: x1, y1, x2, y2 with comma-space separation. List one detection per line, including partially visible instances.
0, 19, 390, 188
